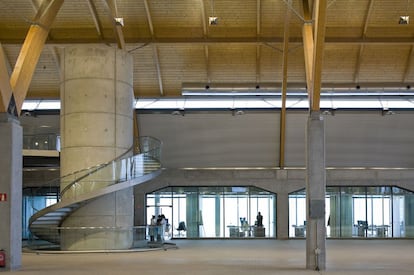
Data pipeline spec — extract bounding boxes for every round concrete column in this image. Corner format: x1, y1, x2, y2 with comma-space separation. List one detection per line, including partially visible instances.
60, 46, 134, 250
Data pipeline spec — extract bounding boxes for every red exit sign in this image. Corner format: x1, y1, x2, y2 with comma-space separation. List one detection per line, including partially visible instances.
0, 193, 7, 202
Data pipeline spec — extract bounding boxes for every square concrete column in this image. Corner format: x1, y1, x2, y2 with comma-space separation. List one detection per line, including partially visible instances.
276, 192, 289, 239
306, 111, 326, 270
0, 113, 22, 271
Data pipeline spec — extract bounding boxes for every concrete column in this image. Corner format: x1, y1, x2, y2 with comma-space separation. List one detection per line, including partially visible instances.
329, 194, 340, 237
215, 195, 221, 237
340, 194, 353, 237
404, 195, 414, 237
133, 191, 147, 242
186, 193, 199, 238
277, 192, 289, 239
134, 191, 146, 226
0, 114, 22, 271
60, 46, 134, 250
306, 111, 326, 270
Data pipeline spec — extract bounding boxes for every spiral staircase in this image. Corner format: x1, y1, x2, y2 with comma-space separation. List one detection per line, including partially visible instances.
28, 136, 162, 245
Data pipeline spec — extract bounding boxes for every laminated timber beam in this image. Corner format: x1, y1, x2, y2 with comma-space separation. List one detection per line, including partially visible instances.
279, 0, 292, 169
354, 0, 375, 83
3, 36, 414, 46
144, 0, 164, 96
104, 0, 125, 49
9, 0, 64, 116
86, 0, 105, 41
199, 0, 211, 83
0, 44, 13, 113
302, 0, 328, 111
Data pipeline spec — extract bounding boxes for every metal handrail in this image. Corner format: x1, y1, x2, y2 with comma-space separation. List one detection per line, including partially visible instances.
60, 136, 161, 197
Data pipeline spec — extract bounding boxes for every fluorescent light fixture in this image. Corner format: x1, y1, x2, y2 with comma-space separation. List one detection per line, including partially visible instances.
182, 91, 281, 96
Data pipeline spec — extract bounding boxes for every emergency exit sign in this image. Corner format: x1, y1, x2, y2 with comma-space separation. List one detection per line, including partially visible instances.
0, 193, 7, 202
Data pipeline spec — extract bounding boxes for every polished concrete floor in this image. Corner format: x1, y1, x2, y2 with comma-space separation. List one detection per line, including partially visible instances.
4, 239, 414, 274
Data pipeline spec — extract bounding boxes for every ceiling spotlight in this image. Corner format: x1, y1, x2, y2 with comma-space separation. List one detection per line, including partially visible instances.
209, 16, 218, 25
114, 17, 124, 26
399, 16, 409, 25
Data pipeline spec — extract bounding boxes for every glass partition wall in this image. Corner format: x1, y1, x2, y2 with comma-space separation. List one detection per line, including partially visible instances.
23, 187, 59, 239
289, 186, 414, 238
146, 186, 276, 238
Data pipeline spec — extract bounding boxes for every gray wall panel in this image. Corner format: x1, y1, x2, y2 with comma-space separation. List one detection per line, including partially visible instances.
20, 111, 414, 169
138, 111, 414, 169
138, 112, 280, 168
325, 112, 414, 167
284, 112, 307, 167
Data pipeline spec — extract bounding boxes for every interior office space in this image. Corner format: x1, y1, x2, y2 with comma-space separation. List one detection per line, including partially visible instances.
2, 0, 414, 272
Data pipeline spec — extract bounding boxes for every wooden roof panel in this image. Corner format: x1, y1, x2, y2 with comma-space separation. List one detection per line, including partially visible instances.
209, 44, 257, 82
358, 44, 411, 82
0, 0, 411, 99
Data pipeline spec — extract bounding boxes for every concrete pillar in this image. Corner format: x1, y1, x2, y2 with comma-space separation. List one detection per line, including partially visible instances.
404, 195, 414, 237
0, 114, 22, 270
134, 191, 146, 226
277, 192, 289, 239
340, 194, 353, 237
215, 195, 221, 237
133, 191, 147, 242
329, 194, 340, 237
60, 46, 134, 250
186, 193, 199, 238
306, 111, 326, 270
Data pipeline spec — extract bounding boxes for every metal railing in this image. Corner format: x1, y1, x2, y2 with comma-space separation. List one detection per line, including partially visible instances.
26, 225, 173, 251
23, 134, 60, 151
28, 136, 162, 246
59, 136, 161, 199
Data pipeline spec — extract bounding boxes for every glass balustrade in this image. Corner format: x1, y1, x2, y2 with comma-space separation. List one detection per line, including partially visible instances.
26, 137, 162, 249
59, 136, 162, 200
23, 134, 60, 151
25, 225, 174, 250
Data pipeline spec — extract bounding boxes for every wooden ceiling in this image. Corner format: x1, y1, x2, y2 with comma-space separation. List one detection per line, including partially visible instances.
1, 0, 414, 100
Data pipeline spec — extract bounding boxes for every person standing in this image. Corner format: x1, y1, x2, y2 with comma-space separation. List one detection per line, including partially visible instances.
149, 215, 156, 242
256, 212, 263, 227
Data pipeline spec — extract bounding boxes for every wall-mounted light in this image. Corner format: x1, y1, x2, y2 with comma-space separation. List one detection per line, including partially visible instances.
382, 109, 396, 116
322, 109, 336, 116
232, 109, 244, 116
171, 110, 185, 116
